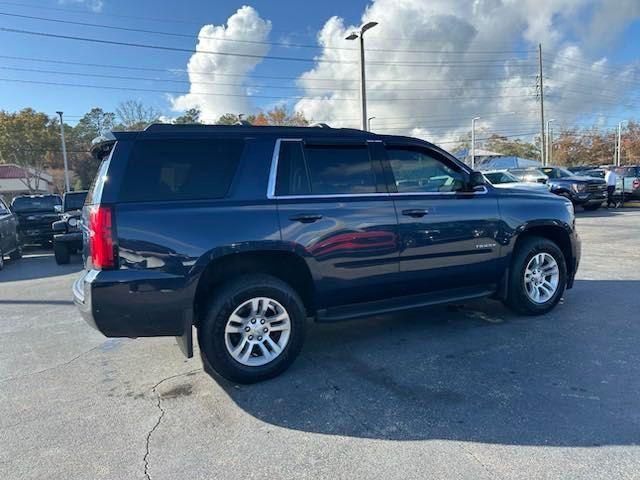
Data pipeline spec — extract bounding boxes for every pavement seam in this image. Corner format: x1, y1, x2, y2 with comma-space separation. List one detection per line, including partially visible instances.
458, 443, 504, 480
142, 369, 202, 480
0, 343, 103, 384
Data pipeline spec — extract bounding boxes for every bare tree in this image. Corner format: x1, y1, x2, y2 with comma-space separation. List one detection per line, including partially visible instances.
115, 100, 161, 130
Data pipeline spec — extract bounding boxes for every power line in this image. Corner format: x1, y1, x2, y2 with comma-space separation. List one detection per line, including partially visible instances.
0, 11, 537, 56
0, 54, 539, 83
0, 27, 539, 67
0, 77, 538, 101
0, 65, 537, 93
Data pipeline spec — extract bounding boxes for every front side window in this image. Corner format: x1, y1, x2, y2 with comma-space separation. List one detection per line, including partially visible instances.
274, 142, 377, 196
386, 148, 465, 193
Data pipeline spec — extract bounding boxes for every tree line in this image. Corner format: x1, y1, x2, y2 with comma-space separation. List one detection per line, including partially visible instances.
0, 101, 309, 194
1, 100, 638, 195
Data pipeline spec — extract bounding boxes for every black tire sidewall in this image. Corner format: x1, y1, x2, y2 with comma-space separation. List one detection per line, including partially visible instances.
508, 237, 567, 315
198, 275, 307, 384
54, 243, 70, 264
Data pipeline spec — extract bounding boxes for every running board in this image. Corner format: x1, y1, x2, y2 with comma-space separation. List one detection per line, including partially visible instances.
315, 285, 496, 322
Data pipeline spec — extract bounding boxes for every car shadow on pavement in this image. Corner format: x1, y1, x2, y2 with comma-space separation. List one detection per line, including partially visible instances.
213, 279, 640, 447
0, 251, 82, 283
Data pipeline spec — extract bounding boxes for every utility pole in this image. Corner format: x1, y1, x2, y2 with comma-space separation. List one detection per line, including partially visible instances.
471, 116, 480, 169
546, 119, 555, 166
346, 22, 378, 131
538, 43, 546, 166
617, 121, 627, 166
56, 111, 70, 192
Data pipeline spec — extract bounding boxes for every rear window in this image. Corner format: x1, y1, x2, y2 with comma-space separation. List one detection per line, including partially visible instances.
118, 139, 245, 202
11, 196, 61, 212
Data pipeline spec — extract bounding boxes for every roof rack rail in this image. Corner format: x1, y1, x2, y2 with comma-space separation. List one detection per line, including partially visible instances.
310, 123, 331, 128
235, 120, 253, 126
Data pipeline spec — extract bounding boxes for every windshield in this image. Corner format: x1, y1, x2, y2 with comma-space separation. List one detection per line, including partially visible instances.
542, 167, 573, 179
11, 196, 62, 212
484, 172, 518, 184
64, 192, 88, 211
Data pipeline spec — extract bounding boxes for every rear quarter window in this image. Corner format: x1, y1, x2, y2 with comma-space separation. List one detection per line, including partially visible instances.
118, 138, 245, 202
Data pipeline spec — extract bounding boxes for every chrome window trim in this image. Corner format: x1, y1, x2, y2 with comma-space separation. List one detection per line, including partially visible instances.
267, 137, 488, 200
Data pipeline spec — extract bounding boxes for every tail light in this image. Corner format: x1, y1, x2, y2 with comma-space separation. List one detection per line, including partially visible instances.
89, 205, 116, 270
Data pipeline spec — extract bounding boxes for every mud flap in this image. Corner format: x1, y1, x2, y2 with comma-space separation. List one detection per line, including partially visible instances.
175, 308, 193, 358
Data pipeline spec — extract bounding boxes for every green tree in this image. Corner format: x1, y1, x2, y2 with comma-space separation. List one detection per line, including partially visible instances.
74, 107, 115, 142
484, 134, 539, 160
174, 108, 201, 124
69, 108, 116, 188
0, 108, 59, 193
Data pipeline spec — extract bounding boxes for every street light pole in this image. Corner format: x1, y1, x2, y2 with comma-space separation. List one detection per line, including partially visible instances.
346, 21, 378, 131
545, 119, 555, 166
368, 116, 376, 131
471, 116, 480, 169
56, 111, 70, 192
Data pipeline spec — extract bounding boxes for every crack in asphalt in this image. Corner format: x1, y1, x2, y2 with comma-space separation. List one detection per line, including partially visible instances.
0, 343, 103, 384
143, 369, 201, 480
303, 354, 372, 435
458, 443, 504, 480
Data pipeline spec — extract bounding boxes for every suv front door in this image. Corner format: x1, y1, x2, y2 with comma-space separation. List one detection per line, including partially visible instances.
271, 139, 399, 309
382, 143, 502, 296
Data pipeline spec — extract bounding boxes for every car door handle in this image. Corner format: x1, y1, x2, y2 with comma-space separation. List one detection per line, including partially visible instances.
289, 214, 323, 223
402, 209, 429, 218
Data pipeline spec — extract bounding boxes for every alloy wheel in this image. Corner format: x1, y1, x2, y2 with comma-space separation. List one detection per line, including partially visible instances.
224, 297, 291, 367
524, 252, 560, 304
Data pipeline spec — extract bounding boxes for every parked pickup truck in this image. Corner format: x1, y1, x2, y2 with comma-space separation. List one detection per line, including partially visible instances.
74, 124, 581, 383
11, 194, 62, 246
540, 167, 607, 210
52, 190, 88, 264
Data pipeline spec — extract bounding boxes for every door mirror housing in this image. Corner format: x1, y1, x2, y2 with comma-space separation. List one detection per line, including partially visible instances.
466, 171, 487, 191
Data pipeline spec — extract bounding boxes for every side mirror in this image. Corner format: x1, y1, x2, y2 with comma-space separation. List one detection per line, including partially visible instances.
54, 204, 62, 213
467, 171, 487, 191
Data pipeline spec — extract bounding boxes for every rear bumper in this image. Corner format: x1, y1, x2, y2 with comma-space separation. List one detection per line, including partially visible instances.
73, 269, 193, 340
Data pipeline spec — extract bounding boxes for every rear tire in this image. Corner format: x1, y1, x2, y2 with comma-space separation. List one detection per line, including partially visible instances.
9, 244, 22, 261
504, 236, 567, 315
0, 249, 4, 270
198, 274, 307, 384
54, 243, 70, 265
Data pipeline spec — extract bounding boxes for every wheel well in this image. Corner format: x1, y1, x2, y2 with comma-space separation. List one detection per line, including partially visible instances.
193, 251, 315, 326
514, 226, 573, 276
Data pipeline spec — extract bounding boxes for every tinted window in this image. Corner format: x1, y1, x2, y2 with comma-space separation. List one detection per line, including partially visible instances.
303, 144, 376, 195
484, 171, 518, 184
0, 198, 8, 213
64, 192, 88, 211
11, 196, 61, 212
275, 141, 311, 196
386, 148, 465, 193
119, 139, 244, 202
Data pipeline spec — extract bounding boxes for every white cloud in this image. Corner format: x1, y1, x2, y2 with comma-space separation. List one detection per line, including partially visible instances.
59, 0, 104, 13
171, 6, 272, 123
294, 0, 640, 148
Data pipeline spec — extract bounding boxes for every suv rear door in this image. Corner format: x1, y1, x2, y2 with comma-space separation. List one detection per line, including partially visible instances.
272, 139, 399, 308
381, 142, 502, 295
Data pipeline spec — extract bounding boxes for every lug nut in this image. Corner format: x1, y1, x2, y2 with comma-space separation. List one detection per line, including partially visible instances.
248, 335, 253, 340
263, 327, 268, 333
244, 327, 250, 332
258, 336, 262, 341
251, 319, 256, 324
260, 319, 265, 324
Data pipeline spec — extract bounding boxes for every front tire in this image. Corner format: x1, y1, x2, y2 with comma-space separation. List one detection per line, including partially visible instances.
583, 203, 601, 211
0, 249, 4, 270
54, 243, 70, 265
504, 236, 567, 315
9, 244, 22, 260
198, 274, 307, 384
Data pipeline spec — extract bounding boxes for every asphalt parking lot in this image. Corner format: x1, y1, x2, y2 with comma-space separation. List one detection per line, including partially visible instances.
1, 209, 639, 480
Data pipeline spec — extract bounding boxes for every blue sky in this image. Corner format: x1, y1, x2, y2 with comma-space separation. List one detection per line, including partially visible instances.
0, 0, 638, 143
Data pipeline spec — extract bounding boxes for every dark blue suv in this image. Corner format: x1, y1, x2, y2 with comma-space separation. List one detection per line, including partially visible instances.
74, 124, 580, 383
